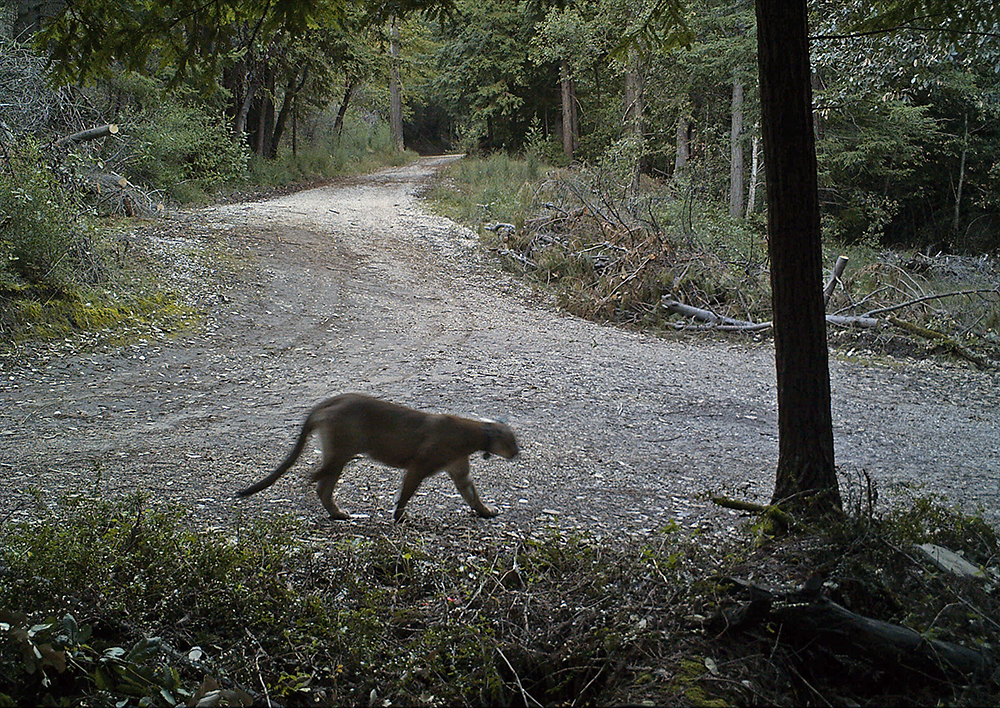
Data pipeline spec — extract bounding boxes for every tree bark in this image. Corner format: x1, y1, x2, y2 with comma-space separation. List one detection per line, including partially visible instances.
674, 111, 690, 176
55, 123, 118, 147
624, 45, 644, 190
560, 59, 578, 161
755, 0, 841, 512
333, 79, 355, 142
232, 64, 256, 146
746, 129, 761, 217
952, 111, 968, 241
718, 577, 994, 682
388, 16, 405, 152
729, 73, 745, 218
269, 67, 308, 159
253, 62, 276, 157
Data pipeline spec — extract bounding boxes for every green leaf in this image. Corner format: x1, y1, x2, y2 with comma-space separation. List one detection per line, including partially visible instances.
125, 636, 162, 664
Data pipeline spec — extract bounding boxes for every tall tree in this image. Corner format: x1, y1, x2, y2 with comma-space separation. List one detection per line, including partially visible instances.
531, 4, 595, 161
388, 15, 405, 151
728, 69, 744, 217
755, 0, 840, 512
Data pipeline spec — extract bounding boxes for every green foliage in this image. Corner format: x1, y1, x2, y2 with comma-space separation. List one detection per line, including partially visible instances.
0, 611, 202, 706
882, 491, 999, 565
0, 493, 302, 705
432, 154, 771, 327
2, 486, 997, 706
812, 2, 1000, 251
248, 114, 417, 186
0, 494, 707, 706
0, 139, 85, 292
424, 152, 543, 227
427, 0, 539, 153
818, 99, 938, 245
129, 96, 248, 202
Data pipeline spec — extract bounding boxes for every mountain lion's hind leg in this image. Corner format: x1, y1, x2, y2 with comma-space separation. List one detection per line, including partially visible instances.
314, 455, 351, 521
394, 466, 435, 523
445, 457, 498, 518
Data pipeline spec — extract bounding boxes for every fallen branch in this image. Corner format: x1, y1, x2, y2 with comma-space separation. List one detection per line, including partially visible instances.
888, 316, 993, 369
823, 254, 849, 306
495, 248, 536, 270
862, 287, 1000, 318
55, 123, 119, 147
661, 299, 880, 332
598, 255, 656, 307
825, 314, 880, 328
710, 495, 794, 530
661, 299, 769, 331
717, 577, 995, 682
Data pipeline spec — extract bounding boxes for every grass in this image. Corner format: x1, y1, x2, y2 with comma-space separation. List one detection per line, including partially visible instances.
246, 119, 419, 189
1, 488, 997, 706
0, 113, 417, 355
429, 154, 1000, 364
424, 151, 545, 227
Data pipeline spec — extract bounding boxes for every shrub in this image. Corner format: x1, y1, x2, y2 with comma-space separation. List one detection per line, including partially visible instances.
129, 95, 248, 201
0, 138, 87, 292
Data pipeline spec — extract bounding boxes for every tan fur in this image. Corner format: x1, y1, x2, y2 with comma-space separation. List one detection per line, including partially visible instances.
237, 393, 518, 522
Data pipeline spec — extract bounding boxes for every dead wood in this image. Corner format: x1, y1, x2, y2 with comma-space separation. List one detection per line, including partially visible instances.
661, 298, 768, 331
661, 298, 880, 332
710, 495, 794, 530
862, 287, 1000, 318
717, 576, 995, 682
888, 316, 994, 369
823, 254, 848, 306
55, 124, 119, 147
81, 171, 163, 217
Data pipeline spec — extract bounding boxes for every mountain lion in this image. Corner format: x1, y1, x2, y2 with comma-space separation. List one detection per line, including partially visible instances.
237, 393, 519, 522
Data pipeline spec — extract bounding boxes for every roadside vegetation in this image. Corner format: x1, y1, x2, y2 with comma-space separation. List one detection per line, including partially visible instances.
0, 34, 415, 352
3, 1, 1000, 706
1, 489, 997, 707
428, 152, 1000, 368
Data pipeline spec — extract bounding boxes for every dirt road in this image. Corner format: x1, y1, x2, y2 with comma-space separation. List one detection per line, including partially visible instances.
3, 156, 998, 533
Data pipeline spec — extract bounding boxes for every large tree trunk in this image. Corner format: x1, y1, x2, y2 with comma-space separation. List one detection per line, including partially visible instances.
269, 67, 308, 159
253, 63, 276, 157
333, 78, 355, 142
228, 59, 256, 144
560, 59, 578, 161
755, 0, 841, 513
674, 111, 690, 176
624, 45, 644, 190
729, 72, 745, 218
388, 16, 405, 152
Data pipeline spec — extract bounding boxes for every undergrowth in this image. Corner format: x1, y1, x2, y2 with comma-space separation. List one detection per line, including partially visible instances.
430, 155, 1000, 364
1, 110, 416, 353
1, 490, 997, 706
247, 116, 419, 188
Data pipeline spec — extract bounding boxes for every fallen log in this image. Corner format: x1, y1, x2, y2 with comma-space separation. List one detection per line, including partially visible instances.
660, 299, 769, 331
718, 576, 995, 682
661, 298, 880, 331
888, 316, 994, 369
55, 124, 119, 147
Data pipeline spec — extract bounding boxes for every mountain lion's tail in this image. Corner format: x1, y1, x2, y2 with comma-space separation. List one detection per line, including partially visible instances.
236, 415, 317, 498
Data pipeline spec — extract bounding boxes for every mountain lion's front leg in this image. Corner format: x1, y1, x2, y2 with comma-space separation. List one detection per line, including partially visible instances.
444, 457, 498, 518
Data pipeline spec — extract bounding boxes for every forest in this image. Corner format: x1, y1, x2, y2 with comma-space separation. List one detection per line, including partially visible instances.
2, 0, 1000, 706
7, 0, 1000, 253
